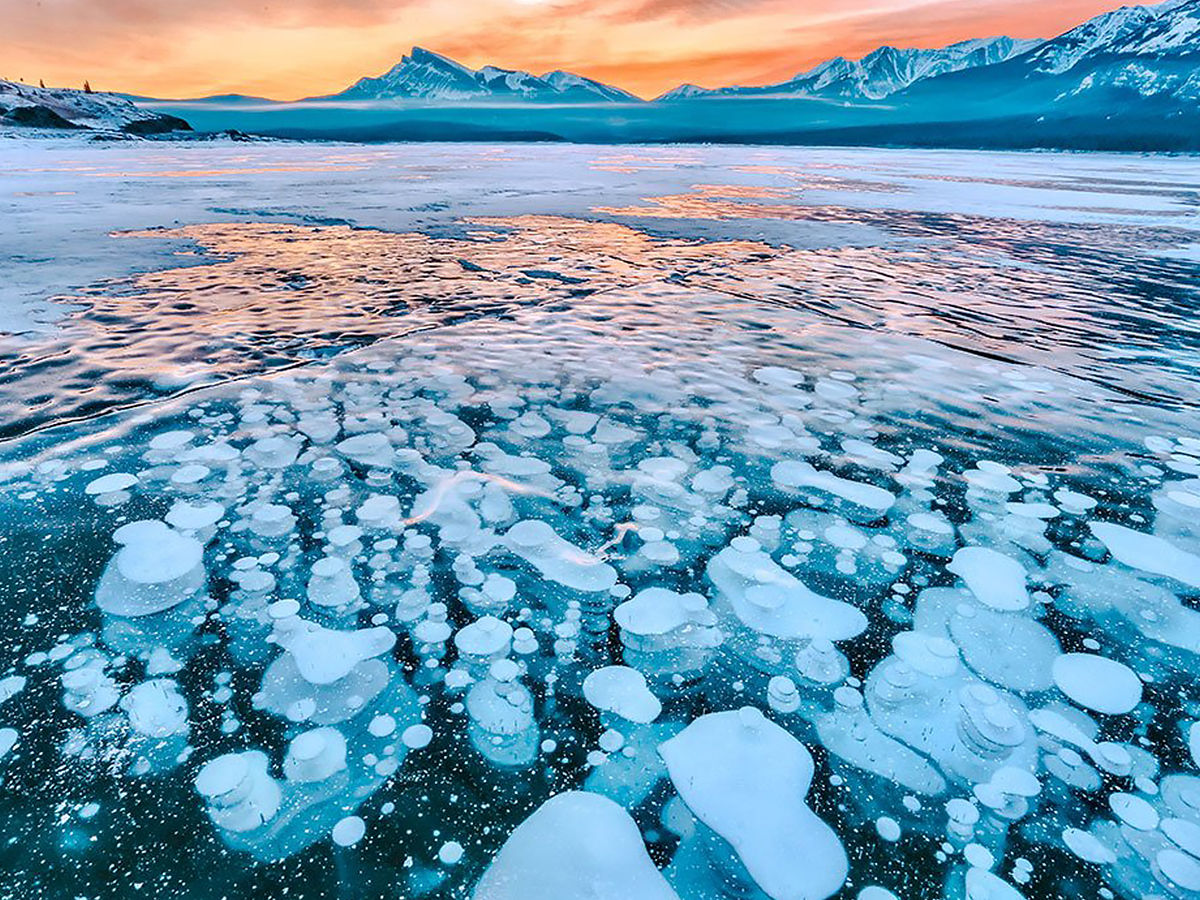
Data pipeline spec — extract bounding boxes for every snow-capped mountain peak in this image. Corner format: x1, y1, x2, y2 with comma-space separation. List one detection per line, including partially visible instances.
330, 48, 636, 103
656, 34, 1042, 102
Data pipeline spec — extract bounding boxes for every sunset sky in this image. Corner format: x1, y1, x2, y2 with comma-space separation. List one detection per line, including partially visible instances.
1, 0, 1141, 100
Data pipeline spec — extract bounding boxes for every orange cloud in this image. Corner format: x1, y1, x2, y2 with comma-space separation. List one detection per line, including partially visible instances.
0, 0, 1139, 100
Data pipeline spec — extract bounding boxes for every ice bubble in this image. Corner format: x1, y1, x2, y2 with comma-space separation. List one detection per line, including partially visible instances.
1052, 653, 1142, 715
403, 724, 433, 750
85, 472, 137, 496
659, 707, 848, 900
95, 520, 205, 617
1090, 522, 1200, 588
165, 500, 224, 532
1162, 817, 1200, 857
1062, 827, 1116, 864
767, 676, 800, 714
505, 520, 617, 593
858, 889, 899, 900
332, 815, 366, 847
245, 435, 301, 469
337, 433, 394, 468
0, 728, 18, 759
964, 868, 1026, 900
272, 617, 396, 685
120, 679, 188, 737
472, 791, 679, 900
438, 841, 464, 865
875, 816, 901, 842
307, 556, 361, 609
283, 727, 347, 783
195, 751, 281, 834
0, 675, 27, 706
249, 504, 296, 539
614, 587, 709, 637
1108, 791, 1159, 830
1158, 848, 1200, 891
772, 461, 895, 517
61, 661, 119, 718
947, 547, 1029, 612
582, 666, 662, 724
708, 541, 867, 642
454, 616, 514, 661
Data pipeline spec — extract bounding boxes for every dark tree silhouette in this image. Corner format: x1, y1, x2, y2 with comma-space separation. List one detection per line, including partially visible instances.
39, 79, 45, 88
83, 80, 92, 93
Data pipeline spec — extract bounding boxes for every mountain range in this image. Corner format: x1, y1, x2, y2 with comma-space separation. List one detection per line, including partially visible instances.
312, 0, 1199, 112
6, 0, 1199, 149
656, 36, 1043, 101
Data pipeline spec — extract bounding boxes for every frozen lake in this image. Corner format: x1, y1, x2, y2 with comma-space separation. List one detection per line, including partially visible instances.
0, 138, 1199, 900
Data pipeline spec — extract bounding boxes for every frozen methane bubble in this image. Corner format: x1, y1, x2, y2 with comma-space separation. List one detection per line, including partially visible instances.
283, 727, 347, 783
271, 616, 396, 685
1089, 522, 1200, 588
332, 815, 366, 847
504, 520, 618, 593
119, 679, 188, 737
708, 538, 867, 642
195, 751, 282, 833
947, 547, 1029, 612
659, 707, 848, 900
337, 433, 394, 468
472, 791, 679, 900
965, 868, 1027, 900
454, 616, 514, 664
1052, 653, 1143, 715
94, 520, 206, 617
165, 500, 224, 533
84, 472, 137, 495
771, 461, 895, 518
582, 666, 662, 724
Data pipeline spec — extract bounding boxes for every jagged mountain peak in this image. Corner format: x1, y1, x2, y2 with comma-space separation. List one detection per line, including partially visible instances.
330, 47, 636, 103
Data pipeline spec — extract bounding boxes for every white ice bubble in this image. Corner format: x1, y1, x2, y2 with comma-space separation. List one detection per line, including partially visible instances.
1052, 653, 1142, 715
1090, 522, 1200, 588
472, 791, 678, 900
332, 815, 366, 847
947, 547, 1029, 612
659, 707, 848, 900
582, 666, 662, 724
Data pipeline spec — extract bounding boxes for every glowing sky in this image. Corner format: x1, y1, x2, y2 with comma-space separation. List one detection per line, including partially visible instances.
1, 0, 1140, 100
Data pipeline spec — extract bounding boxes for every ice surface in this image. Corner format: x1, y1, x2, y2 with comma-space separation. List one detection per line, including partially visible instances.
0, 140, 1199, 899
